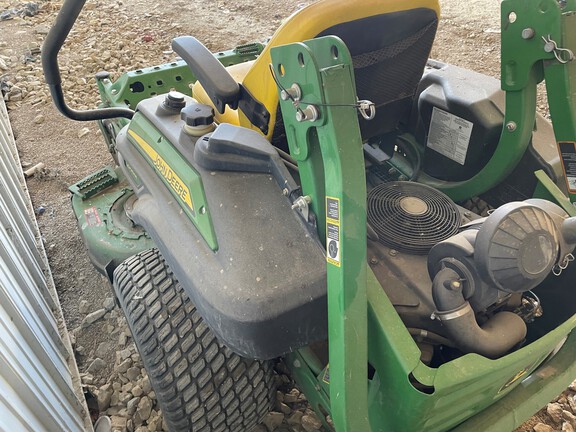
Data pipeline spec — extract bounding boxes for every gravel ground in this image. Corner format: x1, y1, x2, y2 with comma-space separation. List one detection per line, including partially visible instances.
0, 1, 574, 431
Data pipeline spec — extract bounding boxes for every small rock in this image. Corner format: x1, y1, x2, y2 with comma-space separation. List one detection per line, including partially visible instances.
126, 366, 140, 381
81, 373, 93, 385
253, 425, 267, 432
110, 391, 120, 407
549, 403, 564, 423
570, 379, 576, 392
137, 396, 152, 422
141, 376, 152, 394
276, 391, 284, 403
33, 114, 44, 124
107, 406, 122, 416
569, 395, 576, 414
534, 423, 556, 432
95, 342, 110, 359
276, 401, 291, 415
262, 411, 284, 431
122, 383, 134, 393
127, 397, 140, 415
82, 308, 107, 328
87, 358, 107, 373
110, 415, 127, 432
564, 422, 575, 432
98, 384, 113, 411
284, 389, 299, 404
301, 413, 323, 432
564, 410, 576, 429
103, 297, 115, 311
78, 127, 90, 138
35, 25, 50, 35
0, 58, 7, 71
116, 358, 132, 373
78, 299, 89, 314
132, 385, 143, 397
8, 91, 22, 102
286, 411, 303, 425
119, 392, 133, 405
119, 348, 132, 361
118, 331, 128, 347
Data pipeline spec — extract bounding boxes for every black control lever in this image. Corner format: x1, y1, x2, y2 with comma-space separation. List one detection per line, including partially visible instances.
172, 36, 241, 114
172, 36, 270, 134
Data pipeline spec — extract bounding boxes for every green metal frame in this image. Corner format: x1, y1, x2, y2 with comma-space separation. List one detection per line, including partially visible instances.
272, 2, 576, 426
272, 37, 370, 432
96, 43, 264, 110
94, 43, 264, 156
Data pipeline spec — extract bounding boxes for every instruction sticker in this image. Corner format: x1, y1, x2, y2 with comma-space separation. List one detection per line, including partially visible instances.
558, 141, 576, 193
84, 206, 102, 227
326, 197, 341, 268
427, 107, 473, 165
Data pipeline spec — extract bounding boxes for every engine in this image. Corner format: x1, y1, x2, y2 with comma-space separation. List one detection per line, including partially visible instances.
366, 181, 576, 362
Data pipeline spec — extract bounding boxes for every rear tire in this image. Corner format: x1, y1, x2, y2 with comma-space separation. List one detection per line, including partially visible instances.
113, 249, 276, 431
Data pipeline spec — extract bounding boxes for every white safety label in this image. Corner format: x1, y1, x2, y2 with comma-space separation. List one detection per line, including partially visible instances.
326, 197, 341, 268
427, 107, 473, 165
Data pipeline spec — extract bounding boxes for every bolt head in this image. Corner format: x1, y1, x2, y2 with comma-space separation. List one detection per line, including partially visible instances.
450, 280, 462, 290
506, 121, 517, 132
522, 28, 535, 40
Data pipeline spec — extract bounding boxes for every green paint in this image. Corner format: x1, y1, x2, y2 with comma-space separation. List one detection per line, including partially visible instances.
272, 37, 369, 432
272, 26, 576, 432
127, 113, 218, 250
544, 11, 576, 202
96, 43, 264, 111
70, 168, 155, 274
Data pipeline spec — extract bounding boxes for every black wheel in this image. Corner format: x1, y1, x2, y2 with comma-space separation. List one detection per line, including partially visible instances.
113, 249, 276, 432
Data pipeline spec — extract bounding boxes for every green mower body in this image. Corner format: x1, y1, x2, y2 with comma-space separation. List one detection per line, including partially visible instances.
45, 0, 576, 430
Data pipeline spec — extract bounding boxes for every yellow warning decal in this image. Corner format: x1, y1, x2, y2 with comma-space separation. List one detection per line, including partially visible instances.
326, 196, 341, 267
128, 129, 194, 211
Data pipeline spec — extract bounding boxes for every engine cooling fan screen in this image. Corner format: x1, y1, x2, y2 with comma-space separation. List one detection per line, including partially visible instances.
367, 182, 461, 254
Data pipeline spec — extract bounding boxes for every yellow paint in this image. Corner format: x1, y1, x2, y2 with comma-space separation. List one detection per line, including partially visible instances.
128, 130, 194, 211
194, 0, 440, 138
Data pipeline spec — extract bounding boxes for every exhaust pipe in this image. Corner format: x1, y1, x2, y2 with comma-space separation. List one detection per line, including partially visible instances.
432, 268, 527, 359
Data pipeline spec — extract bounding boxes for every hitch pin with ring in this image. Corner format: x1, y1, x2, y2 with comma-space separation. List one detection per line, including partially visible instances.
357, 100, 376, 120
553, 253, 575, 276
542, 35, 575, 64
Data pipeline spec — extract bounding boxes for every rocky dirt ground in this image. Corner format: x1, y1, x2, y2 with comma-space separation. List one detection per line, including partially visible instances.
0, 0, 573, 431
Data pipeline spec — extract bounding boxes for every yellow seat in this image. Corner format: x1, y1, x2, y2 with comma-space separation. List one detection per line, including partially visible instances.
193, 0, 440, 141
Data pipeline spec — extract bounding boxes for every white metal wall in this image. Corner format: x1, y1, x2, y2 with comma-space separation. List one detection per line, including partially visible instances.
0, 98, 89, 432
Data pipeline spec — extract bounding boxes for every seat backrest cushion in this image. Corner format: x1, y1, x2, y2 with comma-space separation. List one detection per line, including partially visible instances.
238, 0, 440, 141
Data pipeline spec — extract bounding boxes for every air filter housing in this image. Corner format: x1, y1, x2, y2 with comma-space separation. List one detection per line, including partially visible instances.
367, 182, 461, 254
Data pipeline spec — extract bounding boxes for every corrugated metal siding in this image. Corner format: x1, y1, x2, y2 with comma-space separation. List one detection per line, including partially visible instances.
0, 98, 89, 431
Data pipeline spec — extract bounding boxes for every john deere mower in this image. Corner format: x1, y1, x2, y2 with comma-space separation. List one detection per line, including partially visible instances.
43, 0, 576, 430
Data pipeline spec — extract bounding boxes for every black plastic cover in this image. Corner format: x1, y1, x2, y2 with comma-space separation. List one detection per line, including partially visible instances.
117, 95, 327, 359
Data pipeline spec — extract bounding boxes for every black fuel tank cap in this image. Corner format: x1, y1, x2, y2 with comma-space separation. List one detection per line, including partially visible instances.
181, 102, 214, 126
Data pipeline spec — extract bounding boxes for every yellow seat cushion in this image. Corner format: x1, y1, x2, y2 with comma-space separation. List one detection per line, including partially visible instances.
191, 61, 254, 126
192, 0, 440, 140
